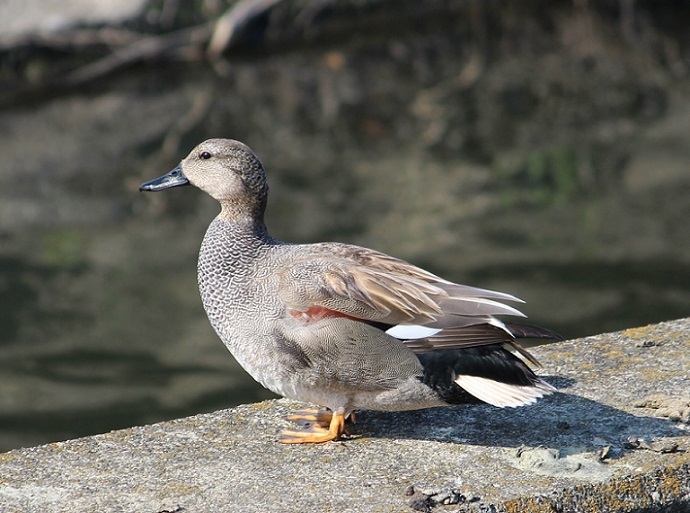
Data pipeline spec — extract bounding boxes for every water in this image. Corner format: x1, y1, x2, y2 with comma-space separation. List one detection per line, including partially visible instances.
1, 12, 689, 451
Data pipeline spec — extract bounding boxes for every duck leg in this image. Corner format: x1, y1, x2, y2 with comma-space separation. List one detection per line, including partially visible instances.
286, 409, 356, 428
280, 411, 347, 444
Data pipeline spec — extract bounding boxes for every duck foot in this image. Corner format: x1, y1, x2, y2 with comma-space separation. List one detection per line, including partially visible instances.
286, 409, 333, 429
280, 411, 347, 444
286, 409, 356, 427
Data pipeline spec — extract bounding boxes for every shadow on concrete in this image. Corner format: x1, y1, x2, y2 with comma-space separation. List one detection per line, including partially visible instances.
352, 387, 685, 456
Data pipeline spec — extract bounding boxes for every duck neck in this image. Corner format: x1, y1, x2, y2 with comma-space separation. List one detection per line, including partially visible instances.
197, 212, 276, 326
205, 211, 274, 257
219, 195, 268, 225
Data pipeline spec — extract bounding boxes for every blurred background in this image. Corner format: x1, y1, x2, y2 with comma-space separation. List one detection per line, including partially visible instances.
1, 0, 689, 451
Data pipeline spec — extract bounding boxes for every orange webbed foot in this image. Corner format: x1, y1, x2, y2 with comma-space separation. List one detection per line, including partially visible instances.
285, 409, 333, 429
280, 411, 347, 444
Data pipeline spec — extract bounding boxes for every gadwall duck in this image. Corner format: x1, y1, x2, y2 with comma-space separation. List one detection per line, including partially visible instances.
140, 139, 561, 444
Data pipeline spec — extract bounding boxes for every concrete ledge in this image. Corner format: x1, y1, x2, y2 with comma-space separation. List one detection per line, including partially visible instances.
1, 319, 689, 512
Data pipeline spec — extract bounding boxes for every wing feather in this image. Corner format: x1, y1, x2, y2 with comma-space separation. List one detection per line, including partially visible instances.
277, 244, 547, 354
280, 257, 446, 324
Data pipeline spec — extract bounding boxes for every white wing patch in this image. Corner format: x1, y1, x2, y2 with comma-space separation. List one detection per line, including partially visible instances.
385, 324, 442, 340
454, 375, 556, 408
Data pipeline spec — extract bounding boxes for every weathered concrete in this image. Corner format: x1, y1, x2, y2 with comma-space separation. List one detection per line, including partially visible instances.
1, 318, 689, 512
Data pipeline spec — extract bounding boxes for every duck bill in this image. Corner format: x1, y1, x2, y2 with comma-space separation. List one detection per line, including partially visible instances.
139, 165, 190, 192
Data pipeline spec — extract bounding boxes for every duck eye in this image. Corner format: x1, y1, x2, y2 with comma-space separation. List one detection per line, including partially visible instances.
199, 151, 212, 160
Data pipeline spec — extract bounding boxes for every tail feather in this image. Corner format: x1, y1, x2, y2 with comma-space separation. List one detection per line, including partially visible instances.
418, 345, 556, 407
504, 322, 564, 341
454, 374, 555, 408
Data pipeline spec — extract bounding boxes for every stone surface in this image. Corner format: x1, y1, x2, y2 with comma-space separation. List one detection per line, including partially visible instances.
0, 318, 689, 512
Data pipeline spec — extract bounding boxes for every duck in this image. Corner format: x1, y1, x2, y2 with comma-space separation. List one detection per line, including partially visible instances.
140, 138, 561, 444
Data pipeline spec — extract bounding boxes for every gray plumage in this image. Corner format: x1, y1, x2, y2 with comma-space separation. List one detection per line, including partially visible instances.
140, 138, 558, 443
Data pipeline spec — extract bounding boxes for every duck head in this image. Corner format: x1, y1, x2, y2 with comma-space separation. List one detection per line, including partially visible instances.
140, 138, 269, 221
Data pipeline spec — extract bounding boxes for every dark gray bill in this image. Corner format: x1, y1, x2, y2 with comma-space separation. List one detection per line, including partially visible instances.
139, 165, 189, 192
